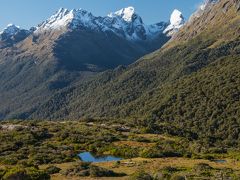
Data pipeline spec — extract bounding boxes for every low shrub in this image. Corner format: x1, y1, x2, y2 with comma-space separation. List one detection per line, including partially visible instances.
193, 163, 213, 172
161, 166, 178, 173
130, 170, 153, 180
170, 175, 186, 180
60, 162, 90, 177
90, 165, 125, 177
3, 167, 28, 180
25, 167, 50, 180
45, 166, 61, 175
3, 166, 50, 180
60, 162, 125, 177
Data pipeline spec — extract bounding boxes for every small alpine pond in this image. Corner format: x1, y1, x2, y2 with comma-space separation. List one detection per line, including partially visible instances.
78, 152, 122, 163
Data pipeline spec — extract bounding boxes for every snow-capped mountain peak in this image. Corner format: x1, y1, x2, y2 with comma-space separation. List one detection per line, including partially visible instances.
54, 8, 70, 19
0, 24, 31, 47
109, 6, 135, 22
170, 9, 184, 27
164, 9, 185, 36
0, 24, 21, 35
36, 8, 72, 30
36, 7, 95, 31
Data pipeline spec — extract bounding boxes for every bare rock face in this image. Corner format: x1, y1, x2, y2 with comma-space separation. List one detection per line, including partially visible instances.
222, 0, 240, 13
222, 1, 231, 13
189, 0, 219, 21
234, 0, 240, 11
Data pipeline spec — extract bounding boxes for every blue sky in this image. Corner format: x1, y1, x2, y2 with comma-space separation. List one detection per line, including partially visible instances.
0, 0, 203, 30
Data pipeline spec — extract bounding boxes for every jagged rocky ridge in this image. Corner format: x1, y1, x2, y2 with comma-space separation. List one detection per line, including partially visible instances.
35, 6, 184, 41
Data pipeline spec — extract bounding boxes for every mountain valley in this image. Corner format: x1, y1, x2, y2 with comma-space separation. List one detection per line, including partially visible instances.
0, 0, 240, 179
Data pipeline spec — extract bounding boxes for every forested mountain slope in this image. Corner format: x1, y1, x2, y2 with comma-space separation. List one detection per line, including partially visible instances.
31, 0, 240, 124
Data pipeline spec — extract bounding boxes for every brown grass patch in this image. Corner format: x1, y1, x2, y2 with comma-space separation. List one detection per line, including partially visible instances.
113, 141, 155, 148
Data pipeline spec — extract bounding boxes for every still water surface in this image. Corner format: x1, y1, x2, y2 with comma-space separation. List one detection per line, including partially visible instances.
78, 152, 122, 163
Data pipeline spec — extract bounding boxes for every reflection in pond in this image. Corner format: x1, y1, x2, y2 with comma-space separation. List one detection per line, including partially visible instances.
78, 152, 122, 163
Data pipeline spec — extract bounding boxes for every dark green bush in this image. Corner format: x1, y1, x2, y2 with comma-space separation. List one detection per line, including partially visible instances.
45, 166, 61, 175
193, 163, 213, 176
89, 165, 125, 177
170, 175, 186, 180
193, 163, 213, 172
25, 167, 50, 180
60, 162, 91, 176
161, 166, 178, 173
130, 170, 153, 180
3, 167, 28, 180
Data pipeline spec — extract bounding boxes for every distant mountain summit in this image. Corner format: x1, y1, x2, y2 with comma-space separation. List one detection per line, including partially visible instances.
0, 24, 21, 36
164, 9, 185, 36
0, 24, 31, 48
109, 6, 135, 22
106, 6, 170, 40
36, 8, 95, 31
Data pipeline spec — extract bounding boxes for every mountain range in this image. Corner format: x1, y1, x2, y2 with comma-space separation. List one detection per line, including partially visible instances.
0, 7, 185, 71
